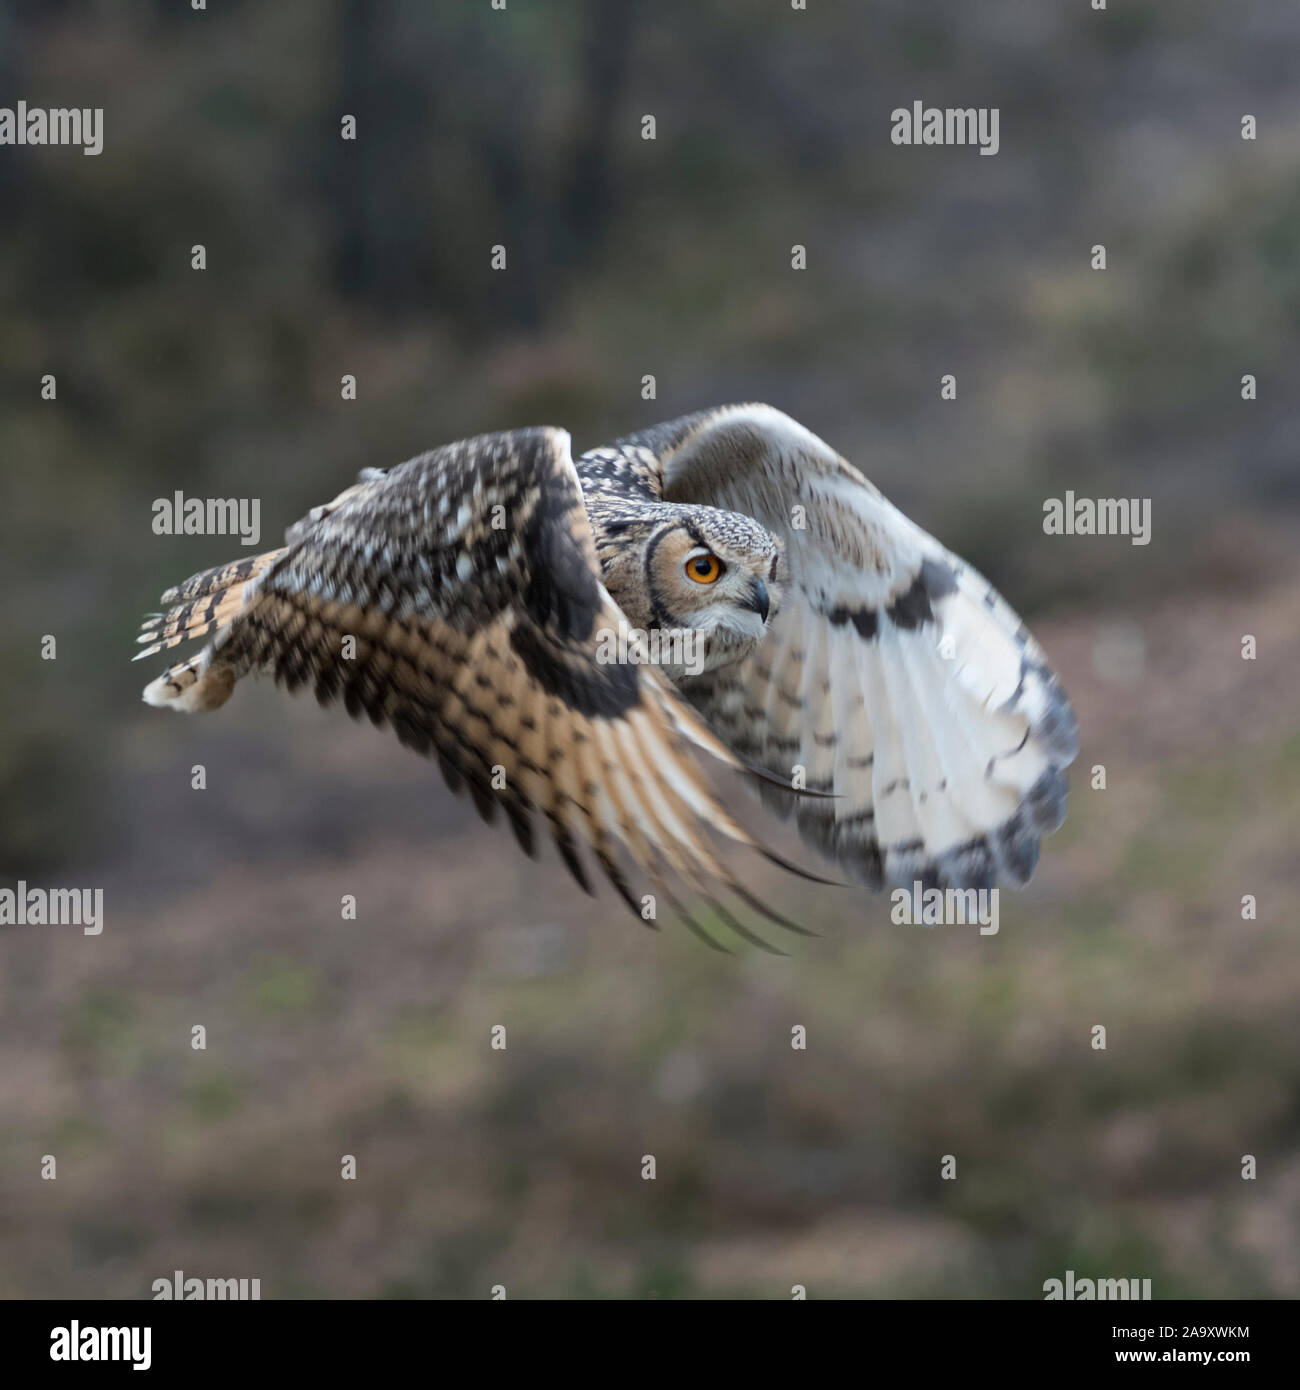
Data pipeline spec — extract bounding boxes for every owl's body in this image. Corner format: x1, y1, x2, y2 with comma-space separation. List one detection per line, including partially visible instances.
137, 405, 1077, 944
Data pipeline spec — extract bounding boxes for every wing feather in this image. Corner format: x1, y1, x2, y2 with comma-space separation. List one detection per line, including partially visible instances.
622, 403, 1078, 891
177, 426, 803, 929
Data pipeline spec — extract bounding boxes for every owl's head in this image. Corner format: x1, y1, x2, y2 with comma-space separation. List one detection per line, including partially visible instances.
629, 507, 783, 677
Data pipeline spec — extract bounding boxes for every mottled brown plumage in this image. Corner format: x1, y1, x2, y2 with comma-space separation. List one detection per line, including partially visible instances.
137, 407, 1078, 941
137, 425, 823, 948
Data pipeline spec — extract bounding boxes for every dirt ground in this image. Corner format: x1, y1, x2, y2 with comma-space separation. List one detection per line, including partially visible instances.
2, 564, 1297, 1299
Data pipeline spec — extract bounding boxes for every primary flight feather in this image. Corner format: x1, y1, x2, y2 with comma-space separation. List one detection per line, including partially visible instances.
136, 406, 1077, 936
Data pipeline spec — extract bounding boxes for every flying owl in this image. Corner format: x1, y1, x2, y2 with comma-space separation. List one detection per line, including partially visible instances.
136, 404, 1077, 946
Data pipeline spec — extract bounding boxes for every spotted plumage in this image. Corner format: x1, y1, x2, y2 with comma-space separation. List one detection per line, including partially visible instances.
590, 404, 1078, 892
136, 407, 1077, 942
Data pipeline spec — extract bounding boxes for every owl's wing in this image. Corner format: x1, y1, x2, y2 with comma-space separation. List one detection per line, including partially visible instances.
204, 427, 817, 946
618, 404, 1078, 891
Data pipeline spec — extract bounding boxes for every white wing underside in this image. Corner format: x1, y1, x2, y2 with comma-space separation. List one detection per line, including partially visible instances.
634, 403, 1078, 891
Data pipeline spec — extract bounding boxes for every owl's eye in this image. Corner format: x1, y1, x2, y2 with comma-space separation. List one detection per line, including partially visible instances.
685, 552, 725, 584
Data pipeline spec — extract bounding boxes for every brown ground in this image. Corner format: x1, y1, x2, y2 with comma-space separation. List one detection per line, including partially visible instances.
1, 569, 1298, 1299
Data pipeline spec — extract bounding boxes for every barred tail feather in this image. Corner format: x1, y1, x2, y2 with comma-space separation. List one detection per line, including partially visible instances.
136, 548, 281, 712
142, 652, 236, 712
159, 550, 286, 608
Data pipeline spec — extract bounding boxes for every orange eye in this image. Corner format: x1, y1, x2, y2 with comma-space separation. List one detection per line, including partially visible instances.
686, 553, 724, 584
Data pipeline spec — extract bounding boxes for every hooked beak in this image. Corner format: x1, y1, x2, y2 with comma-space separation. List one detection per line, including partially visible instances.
743, 578, 771, 624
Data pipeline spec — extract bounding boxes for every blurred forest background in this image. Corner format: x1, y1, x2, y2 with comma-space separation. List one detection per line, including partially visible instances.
2, 0, 1299, 1298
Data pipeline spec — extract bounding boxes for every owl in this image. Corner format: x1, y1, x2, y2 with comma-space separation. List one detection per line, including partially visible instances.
136, 404, 1077, 948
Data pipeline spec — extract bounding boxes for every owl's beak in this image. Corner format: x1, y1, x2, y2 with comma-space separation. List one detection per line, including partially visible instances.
743, 578, 771, 624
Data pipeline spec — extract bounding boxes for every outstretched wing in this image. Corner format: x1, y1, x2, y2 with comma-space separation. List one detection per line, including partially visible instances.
614, 404, 1078, 892
195, 427, 813, 944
